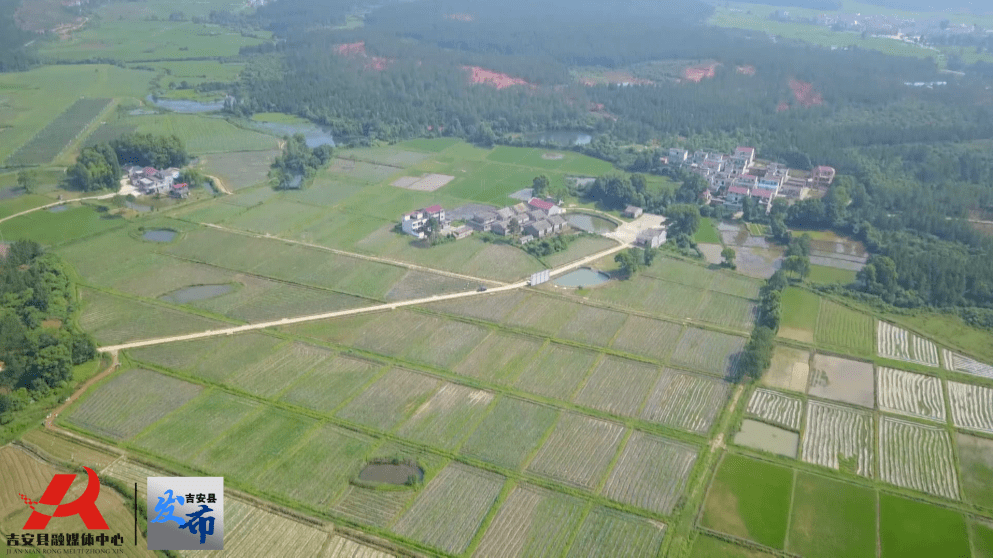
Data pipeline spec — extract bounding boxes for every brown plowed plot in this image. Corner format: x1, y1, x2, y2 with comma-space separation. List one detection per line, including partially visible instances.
385, 270, 476, 301
808, 354, 875, 408
573, 356, 660, 417
591, 276, 705, 320
133, 390, 259, 456
394, 463, 505, 555
0, 445, 62, 518
566, 507, 666, 558
454, 332, 545, 385
391, 173, 455, 192
472, 484, 585, 558
696, 291, 757, 331
502, 294, 582, 336
397, 384, 494, 450
670, 328, 746, 379
557, 305, 628, 347
226, 342, 332, 397
66, 368, 202, 441
425, 290, 528, 322
332, 485, 414, 528
280, 356, 384, 413
762, 346, 810, 393
526, 413, 626, 490
186, 498, 328, 558
20, 429, 119, 470
601, 432, 697, 515
335, 368, 442, 431
460, 397, 559, 470
610, 316, 683, 362
257, 424, 375, 507
513, 344, 599, 400
640, 369, 731, 434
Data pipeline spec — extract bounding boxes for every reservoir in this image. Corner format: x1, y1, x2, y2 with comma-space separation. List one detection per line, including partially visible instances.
554, 268, 611, 287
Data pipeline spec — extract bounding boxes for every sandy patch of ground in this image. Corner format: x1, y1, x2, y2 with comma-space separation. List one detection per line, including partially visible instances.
779, 326, 814, 344
698, 243, 723, 265
683, 62, 720, 82
541, 153, 564, 160
334, 41, 392, 70
464, 66, 531, 89
809, 354, 875, 408
606, 212, 664, 245
392, 174, 455, 192
763, 346, 811, 392
737, 65, 756, 75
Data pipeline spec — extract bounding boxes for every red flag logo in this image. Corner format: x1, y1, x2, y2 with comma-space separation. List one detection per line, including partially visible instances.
20, 466, 109, 530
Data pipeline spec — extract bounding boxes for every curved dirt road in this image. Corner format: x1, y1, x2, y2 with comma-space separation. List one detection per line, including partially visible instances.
44, 351, 120, 429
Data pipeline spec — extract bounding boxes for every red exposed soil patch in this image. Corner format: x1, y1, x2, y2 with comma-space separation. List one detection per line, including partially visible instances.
334, 41, 392, 71
776, 102, 791, 112
464, 66, 532, 89
683, 62, 720, 83
737, 65, 756, 75
335, 41, 366, 55
445, 13, 474, 21
578, 70, 652, 86
789, 78, 824, 107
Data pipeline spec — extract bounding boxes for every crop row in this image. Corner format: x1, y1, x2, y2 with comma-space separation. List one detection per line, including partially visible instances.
526, 413, 626, 490
746, 388, 802, 430
6, 98, 111, 165
877, 322, 939, 367
942, 349, 993, 380
876, 367, 945, 422
473, 485, 583, 558
948, 381, 993, 434
601, 432, 697, 515
878, 416, 959, 500
801, 401, 874, 477
640, 370, 730, 434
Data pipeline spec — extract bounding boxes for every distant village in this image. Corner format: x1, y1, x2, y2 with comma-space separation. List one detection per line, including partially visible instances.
125, 166, 189, 198
663, 146, 835, 213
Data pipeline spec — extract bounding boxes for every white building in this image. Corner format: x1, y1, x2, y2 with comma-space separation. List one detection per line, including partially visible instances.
401, 204, 445, 239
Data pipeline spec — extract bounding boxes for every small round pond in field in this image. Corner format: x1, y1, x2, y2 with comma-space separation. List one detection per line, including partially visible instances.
159, 284, 233, 304
142, 229, 177, 242
565, 213, 617, 234
358, 462, 424, 486
733, 419, 799, 458
554, 268, 611, 288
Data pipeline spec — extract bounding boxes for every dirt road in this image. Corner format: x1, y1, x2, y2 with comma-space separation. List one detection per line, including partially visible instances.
206, 174, 232, 195
44, 352, 119, 429
0, 193, 116, 225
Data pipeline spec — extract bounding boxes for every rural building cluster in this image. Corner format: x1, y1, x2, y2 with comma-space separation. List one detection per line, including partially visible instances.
664, 146, 835, 213
125, 165, 189, 198
401, 197, 574, 244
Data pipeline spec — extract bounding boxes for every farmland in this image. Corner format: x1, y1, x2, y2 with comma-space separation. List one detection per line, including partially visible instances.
816, 300, 875, 356
787, 473, 878, 558
396, 384, 494, 450
778, 287, 819, 343
525, 413, 626, 490
942, 349, 993, 380
4, 97, 111, 166
949, 382, 993, 434
745, 388, 802, 430
132, 389, 259, 456
808, 354, 875, 408
801, 401, 874, 477
762, 346, 810, 393
335, 368, 442, 431
393, 463, 504, 554
879, 493, 972, 558
566, 507, 667, 558
459, 397, 559, 470
701, 454, 793, 549
876, 367, 946, 422
877, 322, 940, 367
670, 328, 746, 379
601, 432, 698, 515
878, 416, 960, 500
280, 356, 384, 413
957, 433, 993, 509
610, 316, 683, 362
640, 369, 731, 434
572, 357, 659, 417
472, 484, 585, 558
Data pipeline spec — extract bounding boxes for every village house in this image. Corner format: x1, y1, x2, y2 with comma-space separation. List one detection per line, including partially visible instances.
528, 197, 562, 216
470, 210, 500, 232
668, 148, 688, 163
731, 146, 755, 171
547, 214, 566, 232
452, 225, 473, 239
525, 219, 553, 238
623, 205, 643, 218
495, 207, 514, 221
528, 209, 547, 223
491, 221, 511, 236
812, 165, 836, 187
401, 204, 445, 238
169, 183, 189, 199
635, 227, 667, 249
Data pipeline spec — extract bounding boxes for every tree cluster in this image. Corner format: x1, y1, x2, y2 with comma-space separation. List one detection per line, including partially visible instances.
110, 133, 188, 169
67, 144, 120, 192
270, 133, 334, 189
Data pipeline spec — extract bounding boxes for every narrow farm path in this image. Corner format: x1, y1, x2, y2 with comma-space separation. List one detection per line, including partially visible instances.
0, 192, 115, 225
98, 241, 628, 353
44, 351, 120, 430
205, 174, 232, 195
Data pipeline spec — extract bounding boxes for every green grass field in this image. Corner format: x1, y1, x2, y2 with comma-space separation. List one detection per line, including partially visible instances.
690, 535, 776, 558
701, 454, 793, 549
125, 113, 278, 154
807, 264, 858, 285
957, 433, 993, 510
815, 299, 875, 356
973, 521, 993, 558
5, 98, 111, 166
779, 287, 820, 343
78, 287, 230, 345
132, 389, 259, 456
879, 493, 972, 558
788, 473, 876, 558
693, 218, 721, 244
2, 205, 127, 246
459, 396, 558, 470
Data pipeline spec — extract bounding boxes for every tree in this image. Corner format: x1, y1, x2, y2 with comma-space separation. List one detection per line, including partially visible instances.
666, 204, 700, 237
532, 175, 550, 198
614, 249, 642, 278
782, 255, 810, 280
721, 247, 736, 269
16, 170, 38, 194
643, 246, 657, 267
67, 144, 120, 192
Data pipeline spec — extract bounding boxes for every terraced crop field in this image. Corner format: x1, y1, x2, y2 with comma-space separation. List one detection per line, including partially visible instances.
746, 388, 803, 430
640, 369, 731, 434
801, 401, 874, 477
526, 413, 626, 490
601, 432, 698, 515
878, 416, 959, 500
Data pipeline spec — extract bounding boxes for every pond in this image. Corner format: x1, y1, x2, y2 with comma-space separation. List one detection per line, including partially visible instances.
733, 419, 799, 458
125, 201, 152, 213
145, 94, 225, 113
250, 120, 335, 148
358, 462, 424, 486
47, 205, 69, 213
565, 213, 617, 234
554, 268, 611, 287
159, 284, 233, 304
142, 229, 177, 242
523, 129, 593, 146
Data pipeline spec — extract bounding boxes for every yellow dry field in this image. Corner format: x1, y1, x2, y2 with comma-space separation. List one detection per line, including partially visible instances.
762, 346, 811, 393
0, 445, 155, 557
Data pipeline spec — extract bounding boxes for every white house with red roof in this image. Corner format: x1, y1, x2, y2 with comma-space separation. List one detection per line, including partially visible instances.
528, 198, 562, 215
401, 205, 446, 238
812, 165, 836, 187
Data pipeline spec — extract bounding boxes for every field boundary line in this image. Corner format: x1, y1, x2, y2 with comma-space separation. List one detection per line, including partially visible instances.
0, 192, 116, 225
783, 468, 798, 551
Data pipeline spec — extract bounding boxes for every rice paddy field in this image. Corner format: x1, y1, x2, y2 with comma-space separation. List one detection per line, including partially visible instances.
701, 454, 793, 549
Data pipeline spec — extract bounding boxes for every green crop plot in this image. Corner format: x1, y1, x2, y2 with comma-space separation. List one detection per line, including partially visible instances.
787, 472, 877, 558
201, 150, 279, 191
779, 287, 820, 343
690, 535, 776, 558
384, 270, 477, 302
641, 369, 730, 434
222, 199, 328, 236
5, 98, 111, 165
425, 291, 528, 323
956, 433, 993, 509
502, 294, 582, 336
335, 368, 442, 431
459, 397, 559, 470
2, 205, 126, 246
397, 138, 461, 152
701, 454, 793, 549
341, 147, 430, 168
807, 264, 858, 285
879, 493, 972, 558
67, 368, 202, 441
280, 356, 383, 413
601, 432, 697, 515
193, 408, 317, 482
696, 291, 757, 331
453, 332, 545, 385
557, 305, 628, 348
670, 328, 747, 379
526, 413, 626, 490
332, 485, 416, 528
396, 384, 494, 450
127, 113, 278, 154
645, 257, 715, 288
78, 287, 229, 345
591, 276, 706, 322
610, 315, 683, 362
693, 218, 722, 245
473, 484, 585, 558
133, 389, 259, 456
225, 342, 332, 397
972, 521, 993, 558
191, 277, 369, 323
566, 507, 667, 558
573, 357, 659, 418
0, 194, 58, 220
258, 424, 375, 507
816, 300, 875, 356
514, 344, 599, 400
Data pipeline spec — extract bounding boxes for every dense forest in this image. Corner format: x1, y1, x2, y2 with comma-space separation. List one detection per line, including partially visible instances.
0, 0, 36, 71
0, 241, 96, 423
